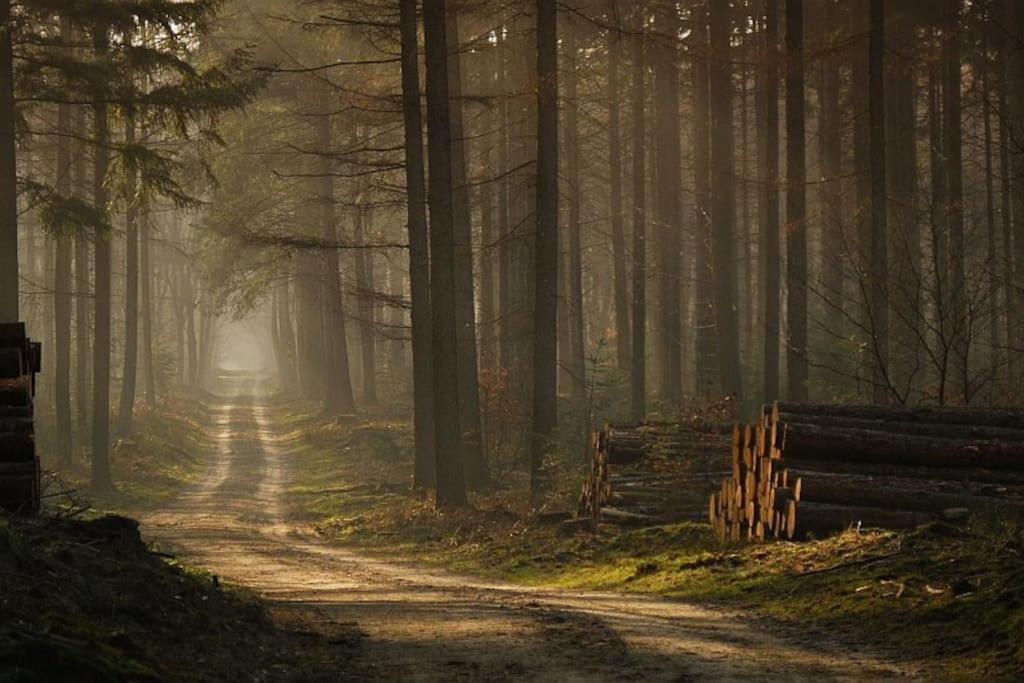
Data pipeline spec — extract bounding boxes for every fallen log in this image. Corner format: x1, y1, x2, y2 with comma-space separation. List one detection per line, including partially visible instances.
599, 506, 661, 526
0, 377, 30, 406
780, 422, 1024, 470
774, 458, 1024, 486
773, 402, 1024, 430
793, 473, 1024, 515
0, 433, 35, 462
784, 500, 931, 540
771, 411, 1024, 443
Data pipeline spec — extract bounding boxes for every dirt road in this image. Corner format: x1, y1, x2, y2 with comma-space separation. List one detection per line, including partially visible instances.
143, 377, 910, 681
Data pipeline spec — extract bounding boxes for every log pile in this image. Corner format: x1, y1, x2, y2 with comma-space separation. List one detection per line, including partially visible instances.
0, 323, 41, 514
709, 402, 1024, 542
578, 421, 731, 529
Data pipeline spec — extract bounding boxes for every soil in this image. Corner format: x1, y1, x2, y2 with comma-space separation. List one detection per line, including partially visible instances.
142, 376, 913, 681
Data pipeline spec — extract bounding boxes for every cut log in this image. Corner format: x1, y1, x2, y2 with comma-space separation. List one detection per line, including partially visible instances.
0, 406, 31, 419
0, 433, 35, 462
0, 348, 22, 378
0, 417, 34, 434
780, 422, 1024, 470
599, 506, 661, 526
784, 470, 1024, 514
775, 458, 1024, 486
607, 447, 646, 464
772, 402, 1024, 430
784, 500, 932, 540
771, 410, 1024, 442
0, 377, 31, 406
611, 490, 671, 505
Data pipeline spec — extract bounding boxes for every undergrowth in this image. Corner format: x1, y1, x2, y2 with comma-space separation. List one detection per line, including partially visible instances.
42, 392, 212, 512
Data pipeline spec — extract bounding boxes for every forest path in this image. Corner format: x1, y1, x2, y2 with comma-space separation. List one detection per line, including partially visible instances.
142, 375, 911, 681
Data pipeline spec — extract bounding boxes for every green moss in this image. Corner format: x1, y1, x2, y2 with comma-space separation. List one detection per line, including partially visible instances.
50, 392, 213, 512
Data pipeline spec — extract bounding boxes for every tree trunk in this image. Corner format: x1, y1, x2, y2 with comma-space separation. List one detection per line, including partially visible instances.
399, 0, 436, 489
497, 30, 512, 372
927, 65, 948, 403
565, 17, 586, 407
607, 2, 630, 372
999, 12, 1015, 386
1007, 1, 1024, 390
943, 0, 967, 403
0, 0, 16, 321
653, 4, 682, 405
885, 3, 919, 400
387, 261, 406, 381
739, 41, 753, 389
353, 201, 376, 405
709, 0, 743, 402
74, 106, 90, 430
185, 272, 197, 385
117, 113, 139, 436
762, 0, 781, 402
295, 247, 321, 399
141, 209, 155, 407
868, 0, 888, 405
423, 0, 466, 507
630, 4, 647, 423
54, 21, 73, 465
818, 25, 844, 375
276, 274, 297, 391
693, 1, 716, 400
445, 7, 486, 488
91, 21, 112, 490
982, 52, 999, 391
198, 310, 216, 385
316, 87, 355, 415
478, 95, 495, 373
270, 291, 283, 385
785, 0, 808, 401
531, 0, 559, 497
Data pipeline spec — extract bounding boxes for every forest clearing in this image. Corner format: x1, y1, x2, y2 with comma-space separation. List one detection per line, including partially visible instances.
3, 0, 1024, 679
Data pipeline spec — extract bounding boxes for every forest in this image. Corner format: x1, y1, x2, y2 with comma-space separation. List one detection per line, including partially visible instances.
1, 0, 1023, 680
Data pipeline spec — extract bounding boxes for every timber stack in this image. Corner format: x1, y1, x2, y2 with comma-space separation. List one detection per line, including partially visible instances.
0, 323, 42, 513
578, 419, 732, 529
709, 402, 1024, 542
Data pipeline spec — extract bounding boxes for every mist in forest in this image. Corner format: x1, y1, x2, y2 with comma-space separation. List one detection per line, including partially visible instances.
2, 0, 1023, 506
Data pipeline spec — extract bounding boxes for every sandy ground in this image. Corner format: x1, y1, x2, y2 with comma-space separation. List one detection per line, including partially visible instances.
142, 377, 913, 681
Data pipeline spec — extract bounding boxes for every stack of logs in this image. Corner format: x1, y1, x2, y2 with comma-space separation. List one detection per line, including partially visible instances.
578, 422, 731, 528
710, 402, 1024, 541
0, 323, 41, 514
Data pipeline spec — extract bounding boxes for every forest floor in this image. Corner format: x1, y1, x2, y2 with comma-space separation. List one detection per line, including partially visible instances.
133, 373, 933, 681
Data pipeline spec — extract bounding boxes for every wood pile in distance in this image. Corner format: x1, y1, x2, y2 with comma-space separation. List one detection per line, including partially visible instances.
578, 421, 731, 530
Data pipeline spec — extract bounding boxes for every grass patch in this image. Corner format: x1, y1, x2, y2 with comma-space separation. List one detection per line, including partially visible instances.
280, 399, 1024, 680
43, 392, 213, 512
